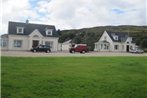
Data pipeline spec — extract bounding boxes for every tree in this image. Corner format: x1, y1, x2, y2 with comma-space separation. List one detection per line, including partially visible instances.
57, 29, 61, 36
141, 38, 147, 48
73, 36, 81, 44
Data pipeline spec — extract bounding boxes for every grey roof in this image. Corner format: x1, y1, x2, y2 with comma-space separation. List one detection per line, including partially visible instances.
1, 34, 8, 38
63, 40, 72, 44
95, 40, 110, 44
107, 31, 128, 42
8, 21, 58, 37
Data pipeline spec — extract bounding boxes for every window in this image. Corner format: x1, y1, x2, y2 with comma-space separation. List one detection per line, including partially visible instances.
46, 29, 53, 36
130, 46, 133, 50
113, 36, 118, 40
101, 44, 103, 49
17, 27, 24, 34
104, 36, 107, 40
45, 41, 53, 48
104, 44, 107, 49
114, 45, 119, 50
104, 44, 109, 50
1, 39, 8, 47
14, 40, 22, 47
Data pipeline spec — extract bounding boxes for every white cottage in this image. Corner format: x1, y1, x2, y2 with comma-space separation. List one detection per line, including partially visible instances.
94, 31, 136, 52
58, 40, 71, 51
1, 21, 59, 51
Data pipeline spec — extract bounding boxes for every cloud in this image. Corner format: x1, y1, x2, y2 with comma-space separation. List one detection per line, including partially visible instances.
1, 0, 41, 34
1, 0, 146, 35
112, 9, 125, 14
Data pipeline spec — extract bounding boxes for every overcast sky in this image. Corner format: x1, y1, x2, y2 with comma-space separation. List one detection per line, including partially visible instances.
0, 0, 146, 35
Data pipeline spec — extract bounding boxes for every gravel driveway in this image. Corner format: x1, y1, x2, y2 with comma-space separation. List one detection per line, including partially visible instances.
1, 50, 147, 57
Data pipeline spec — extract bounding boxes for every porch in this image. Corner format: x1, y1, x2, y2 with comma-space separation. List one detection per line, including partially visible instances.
94, 40, 110, 52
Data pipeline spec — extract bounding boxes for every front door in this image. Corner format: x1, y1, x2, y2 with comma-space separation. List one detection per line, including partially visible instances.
126, 45, 129, 52
32, 40, 39, 48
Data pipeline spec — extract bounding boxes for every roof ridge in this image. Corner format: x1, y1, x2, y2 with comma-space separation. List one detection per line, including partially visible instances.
9, 21, 55, 27
8, 21, 58, 37
107, 31, 128, 34
106, 31, 129, 42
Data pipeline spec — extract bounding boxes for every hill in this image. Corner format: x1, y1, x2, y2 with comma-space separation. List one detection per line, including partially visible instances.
58, 25, 147, 50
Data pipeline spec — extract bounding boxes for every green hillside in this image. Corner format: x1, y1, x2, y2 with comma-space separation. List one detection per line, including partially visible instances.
59, 25, 147, 50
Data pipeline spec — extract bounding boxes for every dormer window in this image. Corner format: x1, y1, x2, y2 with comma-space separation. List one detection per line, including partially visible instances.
45, 29, 53, 36
113, 35, 118, 40
17, 27, 24, 34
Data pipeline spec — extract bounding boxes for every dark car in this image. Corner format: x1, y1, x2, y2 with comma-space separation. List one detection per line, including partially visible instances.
69, 44, 88, 53
31, 45, 51, 53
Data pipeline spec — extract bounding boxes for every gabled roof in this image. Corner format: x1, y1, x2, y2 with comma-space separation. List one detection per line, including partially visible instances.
107, 31, 128, 42
8, 21, 58, 37
95, 40, 110, 44
63, 40, 72, 44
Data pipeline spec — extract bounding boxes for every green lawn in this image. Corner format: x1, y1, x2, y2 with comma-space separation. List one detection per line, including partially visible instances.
1, 57, 147, 98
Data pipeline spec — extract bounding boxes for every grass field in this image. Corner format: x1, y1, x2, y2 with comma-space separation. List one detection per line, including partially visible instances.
1, 57, 147, 98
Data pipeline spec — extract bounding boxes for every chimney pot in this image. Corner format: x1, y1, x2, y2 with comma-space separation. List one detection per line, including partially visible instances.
26, 20, 29, 24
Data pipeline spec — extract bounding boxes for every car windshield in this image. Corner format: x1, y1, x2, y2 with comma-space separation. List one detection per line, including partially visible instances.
36, 45, 43, 48
137, 49, 142, 51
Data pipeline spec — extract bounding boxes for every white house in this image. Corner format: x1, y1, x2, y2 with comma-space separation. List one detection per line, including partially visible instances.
1, 21, 59, 51
58, 40, 71, 51
94, 31, 136, 52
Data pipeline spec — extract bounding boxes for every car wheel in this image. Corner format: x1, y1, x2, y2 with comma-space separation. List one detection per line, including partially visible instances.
46, 50, 50, 53
82, 50, 86, 54
71, 50, 75, 53
33, 50, 36, 53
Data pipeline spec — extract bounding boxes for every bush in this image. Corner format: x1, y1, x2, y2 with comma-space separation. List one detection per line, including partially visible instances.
141, 38, 147, 48
143, 48, 147, 53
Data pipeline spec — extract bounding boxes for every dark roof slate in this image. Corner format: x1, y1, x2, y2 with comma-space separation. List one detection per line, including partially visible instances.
107, 31, 129, 42
8, 21, 58, 37
1, 34, 8, 38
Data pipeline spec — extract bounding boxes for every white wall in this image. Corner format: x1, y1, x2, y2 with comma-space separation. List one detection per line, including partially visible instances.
4, 34, 58, 51
94, 31, 136, 52
42, 37, 58, 51
112, 42, 126, 52
95, 31, 114, 51
29, 29, 59, 51
58, 43, 70, 51
62, 44, 70, 51
8, 35, 29, 51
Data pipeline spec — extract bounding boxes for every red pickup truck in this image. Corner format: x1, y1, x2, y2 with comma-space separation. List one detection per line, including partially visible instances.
69, 44, 89, 53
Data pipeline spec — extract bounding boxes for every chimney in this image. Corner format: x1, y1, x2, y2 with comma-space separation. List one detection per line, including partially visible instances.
26, 19, 29, 24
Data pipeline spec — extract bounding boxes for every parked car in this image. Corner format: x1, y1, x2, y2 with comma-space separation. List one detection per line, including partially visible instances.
31, 45, 51, 53
69, 44, 89, 53
130, 48, 144, 54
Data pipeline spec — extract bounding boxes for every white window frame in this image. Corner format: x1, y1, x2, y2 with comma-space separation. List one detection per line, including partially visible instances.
114, 45, 119, 50
113, 36, 118, 40
101, 44, 103, 49
14, 40, 22, 48
1, 39, 8, 47
127, 42, 130, 44
17, 27, 24, 34
45, 41, 53, 48
46, 29, 53, 36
